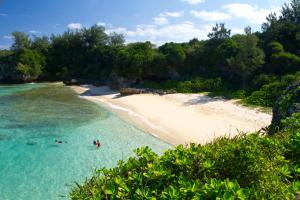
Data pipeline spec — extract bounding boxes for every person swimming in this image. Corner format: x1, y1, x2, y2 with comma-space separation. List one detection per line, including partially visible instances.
96, 140, 101, 148
93, 140, 101, 148
55, 140, 63, 144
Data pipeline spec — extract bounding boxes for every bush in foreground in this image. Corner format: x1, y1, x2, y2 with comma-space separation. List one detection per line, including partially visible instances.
70, 114, 300, 199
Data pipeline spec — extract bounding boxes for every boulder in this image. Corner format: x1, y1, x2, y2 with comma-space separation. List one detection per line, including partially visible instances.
120, 88, 144, 96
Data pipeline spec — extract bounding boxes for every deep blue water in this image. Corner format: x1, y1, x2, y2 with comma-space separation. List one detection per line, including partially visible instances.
0, 84, 171, 200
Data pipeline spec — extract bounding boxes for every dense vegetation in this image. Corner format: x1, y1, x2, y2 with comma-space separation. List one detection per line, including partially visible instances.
1, 0, 300, 108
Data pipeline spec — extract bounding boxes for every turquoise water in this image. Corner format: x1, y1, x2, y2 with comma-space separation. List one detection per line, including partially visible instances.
0, 84, 171, 200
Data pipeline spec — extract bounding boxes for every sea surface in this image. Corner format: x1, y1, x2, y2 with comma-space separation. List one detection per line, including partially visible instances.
0, 83, 171, 200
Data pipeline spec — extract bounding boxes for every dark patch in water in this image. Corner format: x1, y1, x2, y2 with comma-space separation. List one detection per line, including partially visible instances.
0, 134, 11, 141
26, 141, 38, 146
4, 124, 27, 129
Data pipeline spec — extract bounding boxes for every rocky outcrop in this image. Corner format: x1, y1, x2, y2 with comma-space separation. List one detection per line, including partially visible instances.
120, 87, 176, 96
271, 81, 300, 130
120, 88, 144, 95
63, 79, 104, 86
106, 73, 135, 90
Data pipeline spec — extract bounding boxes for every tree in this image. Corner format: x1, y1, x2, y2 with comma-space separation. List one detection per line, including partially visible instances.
108, 32, 125, 47
227, 34, 265, 87
159, 42, 186, 73
82, 25, 108, 48
215, 38, 239, 77
115, 42, 157, 79
269, 52, 300, 75
262, 0, 300, 55
11, 32, 31, 52
16, 49, 45, 81
31, 36, 50, 55
208, 23, 231, 40
281, 0, 300, 23
0, 50, 17, 81
244, 26, 252, 35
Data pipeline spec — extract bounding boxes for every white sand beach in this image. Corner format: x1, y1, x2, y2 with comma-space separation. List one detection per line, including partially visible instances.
71, 85, 272, 146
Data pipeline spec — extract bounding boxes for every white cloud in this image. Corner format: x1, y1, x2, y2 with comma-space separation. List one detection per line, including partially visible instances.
231, 28, 245, 35
3, 35, 13, 39
181, 0, 205, 5
97, 22, 106, 27
164, 11, 184, 18
153, 16, 169, 25
29, 30, 42, 34
107, 21, 211, 45
67, 23, 83, 30
0, 45, 10, 49
0, 13, 7, 17
222, 3, 280, 24
107, 27, 137, 37
190, 10, 231, 21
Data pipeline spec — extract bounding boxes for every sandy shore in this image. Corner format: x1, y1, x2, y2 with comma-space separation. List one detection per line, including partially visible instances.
71, 85, 272, 146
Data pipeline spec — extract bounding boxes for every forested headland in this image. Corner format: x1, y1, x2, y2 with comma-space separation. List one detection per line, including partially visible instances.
1, 0, 300, 109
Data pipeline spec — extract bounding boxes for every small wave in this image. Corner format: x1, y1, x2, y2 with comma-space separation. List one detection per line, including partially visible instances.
81, 96, 168, 134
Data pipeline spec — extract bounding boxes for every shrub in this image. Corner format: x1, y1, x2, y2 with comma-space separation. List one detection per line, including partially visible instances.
177, 78, 223, 93
252, 74, 278, 89
244, 81, 287, 107
272, 82, 300, 129
231, 89, 247, 99
70, 132, 300, 199
161, 80, 179, 90
143, 80, 162, 89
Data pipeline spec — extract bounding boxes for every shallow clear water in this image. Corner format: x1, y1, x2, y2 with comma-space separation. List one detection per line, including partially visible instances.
0, 84, 171, 200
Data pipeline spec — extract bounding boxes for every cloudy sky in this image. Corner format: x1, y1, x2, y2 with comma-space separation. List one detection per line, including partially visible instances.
0, 0, 289, 49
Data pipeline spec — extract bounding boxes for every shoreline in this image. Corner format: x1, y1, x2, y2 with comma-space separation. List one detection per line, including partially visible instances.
71, 85, 272, 146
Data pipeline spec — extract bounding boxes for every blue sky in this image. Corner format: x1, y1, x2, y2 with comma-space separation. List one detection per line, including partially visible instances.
0, 0, 289, 48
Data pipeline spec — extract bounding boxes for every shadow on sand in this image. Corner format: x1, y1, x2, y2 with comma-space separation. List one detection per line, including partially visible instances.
182, 95, 226, 106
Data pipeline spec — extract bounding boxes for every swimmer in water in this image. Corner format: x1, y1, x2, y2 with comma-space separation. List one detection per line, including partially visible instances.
55, 140, 63, 144
96, 140, 101, 148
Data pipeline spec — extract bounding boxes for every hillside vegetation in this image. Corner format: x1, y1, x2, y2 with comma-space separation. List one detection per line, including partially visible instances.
1, 1, 300, 108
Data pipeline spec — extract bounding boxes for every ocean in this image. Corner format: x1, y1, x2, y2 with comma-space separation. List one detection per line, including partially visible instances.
0, 83, 171, 199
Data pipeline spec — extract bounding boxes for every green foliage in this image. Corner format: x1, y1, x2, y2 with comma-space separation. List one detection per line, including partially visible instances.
159, 42, 186, 73
252, 74, 278, 89
208, 23, 231, 40
269, 52, 300, 75
262, 0, 300, 55
143, 80, 162, 89
70, 130, 300, 199
177, 77, 222, 93
11, 32, 31, 51
267, 41, 284, 55
227, 34, 265, 87
16, 49, 45, 80
244, 81, 287, 107
282, 113, 300, 133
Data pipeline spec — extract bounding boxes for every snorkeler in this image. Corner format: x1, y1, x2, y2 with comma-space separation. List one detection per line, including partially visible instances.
55, 140, 63, 144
